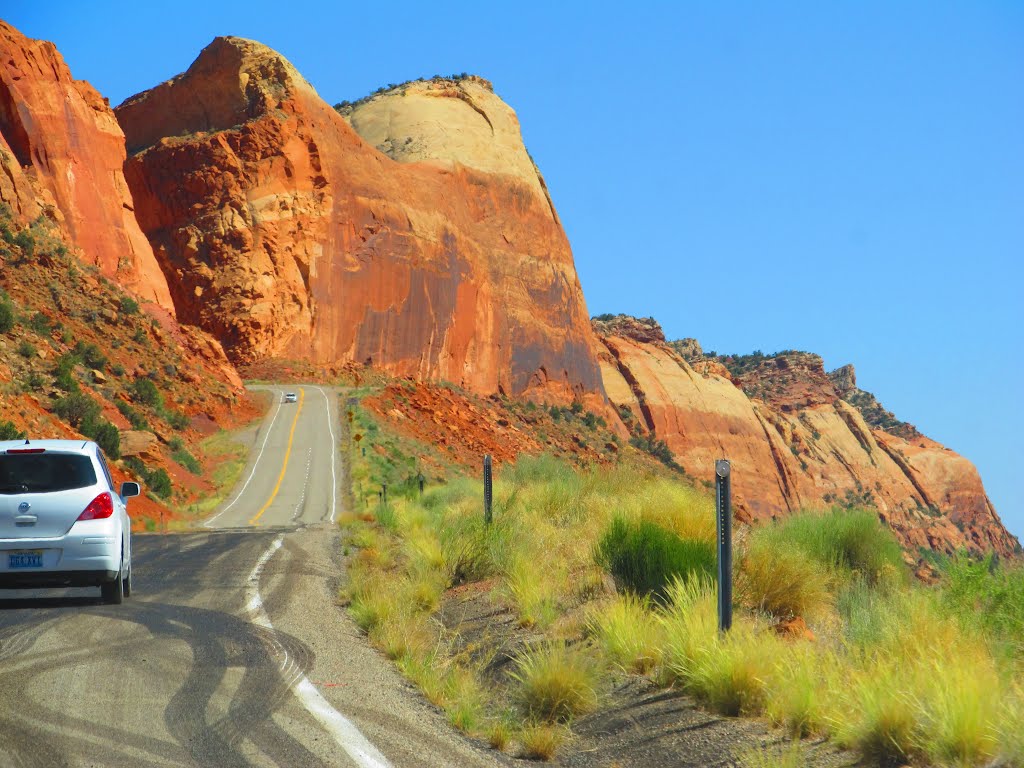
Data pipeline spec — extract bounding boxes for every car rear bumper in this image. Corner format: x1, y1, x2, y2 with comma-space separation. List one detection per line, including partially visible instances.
0, 569, 120, 588
0, 524, 123, 587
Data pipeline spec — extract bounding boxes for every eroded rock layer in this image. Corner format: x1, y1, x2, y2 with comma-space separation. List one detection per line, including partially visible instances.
0, 22, 173, 310
117, 38, 603, 403
594, 315, 1020, 558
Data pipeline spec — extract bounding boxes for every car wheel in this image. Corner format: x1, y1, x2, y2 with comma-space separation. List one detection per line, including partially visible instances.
102, 563, 124, 605
122, 562, 132, 598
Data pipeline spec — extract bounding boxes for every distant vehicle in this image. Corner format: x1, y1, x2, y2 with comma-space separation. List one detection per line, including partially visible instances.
0, 440, 139, 604
283, 392, 298, 403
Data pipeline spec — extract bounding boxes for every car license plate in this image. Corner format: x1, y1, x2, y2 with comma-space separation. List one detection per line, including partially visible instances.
8, 551, 43, 569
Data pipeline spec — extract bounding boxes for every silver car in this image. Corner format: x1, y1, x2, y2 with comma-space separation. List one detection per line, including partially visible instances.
0, 439, 139, 604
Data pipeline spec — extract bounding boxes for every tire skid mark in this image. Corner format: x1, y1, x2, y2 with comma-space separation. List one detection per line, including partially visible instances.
247, 536, 392, 768
0, 618, 184, 766
0, 536, 329, 768
291, 447, 313, 523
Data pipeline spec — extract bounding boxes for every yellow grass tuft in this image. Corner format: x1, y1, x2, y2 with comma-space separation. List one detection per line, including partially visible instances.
510, 641, 600, 723
587, 592, 664, 673
519, 723, 568, 761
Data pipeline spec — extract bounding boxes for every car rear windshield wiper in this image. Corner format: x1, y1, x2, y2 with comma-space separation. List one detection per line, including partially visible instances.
0, 483, 29, 494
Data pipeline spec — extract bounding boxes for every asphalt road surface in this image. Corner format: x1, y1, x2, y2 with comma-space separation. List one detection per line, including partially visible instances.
0, 385, 506, 768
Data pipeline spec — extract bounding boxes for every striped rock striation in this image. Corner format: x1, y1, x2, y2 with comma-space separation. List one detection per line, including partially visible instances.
0, 21, 173, 311
593, 314, 1020, 558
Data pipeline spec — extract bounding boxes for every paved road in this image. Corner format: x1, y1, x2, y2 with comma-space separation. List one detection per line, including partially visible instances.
0, 385, 505, 768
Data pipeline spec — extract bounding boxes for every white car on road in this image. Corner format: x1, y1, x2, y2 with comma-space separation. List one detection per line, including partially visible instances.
0, 439, 139, 603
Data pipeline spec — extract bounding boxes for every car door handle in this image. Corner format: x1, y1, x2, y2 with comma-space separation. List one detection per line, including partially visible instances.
15, 515, 38, 525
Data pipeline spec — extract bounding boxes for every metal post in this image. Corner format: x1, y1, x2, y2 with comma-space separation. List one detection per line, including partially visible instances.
483, 454, 493, 525
715, 459, 733, 632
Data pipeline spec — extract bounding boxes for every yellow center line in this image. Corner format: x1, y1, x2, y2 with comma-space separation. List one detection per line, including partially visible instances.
249, 388, 305, 526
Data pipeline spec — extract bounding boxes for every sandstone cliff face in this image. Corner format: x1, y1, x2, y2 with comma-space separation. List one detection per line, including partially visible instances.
117, 39, 603, 403
594, 315, 1020, 558
0, 22, 173, 310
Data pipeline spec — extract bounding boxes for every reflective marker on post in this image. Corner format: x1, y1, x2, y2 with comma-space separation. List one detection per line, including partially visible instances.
483, 454, 493, 525
715, 459, 733, 633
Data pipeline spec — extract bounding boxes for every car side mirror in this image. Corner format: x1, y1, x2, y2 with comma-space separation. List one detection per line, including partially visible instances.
120, 482, 141, 499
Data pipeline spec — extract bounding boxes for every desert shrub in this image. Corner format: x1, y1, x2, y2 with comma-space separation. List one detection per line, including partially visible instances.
146, 467, 172, 499
0, 300, 14, 333
119, 295, 139, 315
21, 371, 44, 392
80, 416, 120, 460
130, 377, 163, 408
28, 311, 50, 334
510, 642, 600, 723
124, 457, 172, 499
629, 434, 682, 470
595, 516, 714, 600
53, 352, 79, 393
0, 420, 26, 440
73, 341, 107, 371
53, 392, 100, 427
115, 400, 149, 430
171, 447, 201, 474
17, 340, 36, 358
164, 409, 190, 430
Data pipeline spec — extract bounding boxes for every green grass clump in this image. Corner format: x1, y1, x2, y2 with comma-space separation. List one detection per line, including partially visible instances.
942, 552, 1024, 656
596, 516, 714, 600
510, 642, 600, 723
754, 507, 906, 584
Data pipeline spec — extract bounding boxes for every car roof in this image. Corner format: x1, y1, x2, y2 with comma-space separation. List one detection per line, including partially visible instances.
0, 439, 95, 455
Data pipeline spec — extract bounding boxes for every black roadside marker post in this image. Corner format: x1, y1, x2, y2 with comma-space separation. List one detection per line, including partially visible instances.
715, 459, 733, 633
483, 454, 493, 525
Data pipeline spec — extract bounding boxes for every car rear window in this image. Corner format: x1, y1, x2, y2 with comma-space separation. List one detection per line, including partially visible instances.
0, 454, 98, 494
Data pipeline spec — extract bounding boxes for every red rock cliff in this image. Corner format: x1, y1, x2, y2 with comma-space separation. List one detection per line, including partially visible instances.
594, 315, 1020, 558
0, 22, 173, 311
116, 39, 604, 403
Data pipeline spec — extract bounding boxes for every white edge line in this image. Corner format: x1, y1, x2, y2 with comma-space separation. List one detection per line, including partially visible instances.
245, 536, 392, 768
319, 386, 338, 524
205, 389, 284, 528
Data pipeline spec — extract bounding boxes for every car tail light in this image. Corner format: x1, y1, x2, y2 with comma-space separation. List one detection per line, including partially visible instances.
78, 492, 114, 521
6, 448, 45, 454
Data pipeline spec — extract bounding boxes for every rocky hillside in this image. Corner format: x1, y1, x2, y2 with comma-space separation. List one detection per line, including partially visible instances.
115, 38, 603, 406
593, 315, 1020, 558
0, 23, 255, 526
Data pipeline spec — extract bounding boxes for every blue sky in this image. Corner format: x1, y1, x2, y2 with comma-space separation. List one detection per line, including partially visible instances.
7, 2, 1022, 540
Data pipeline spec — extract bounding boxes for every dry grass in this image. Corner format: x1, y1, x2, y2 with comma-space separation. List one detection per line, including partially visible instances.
587, 592, 664, 673
341, 437, 1024, 767
739, 536, 832, 620
519, 723, 568, 761
510, 641, 601, 723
